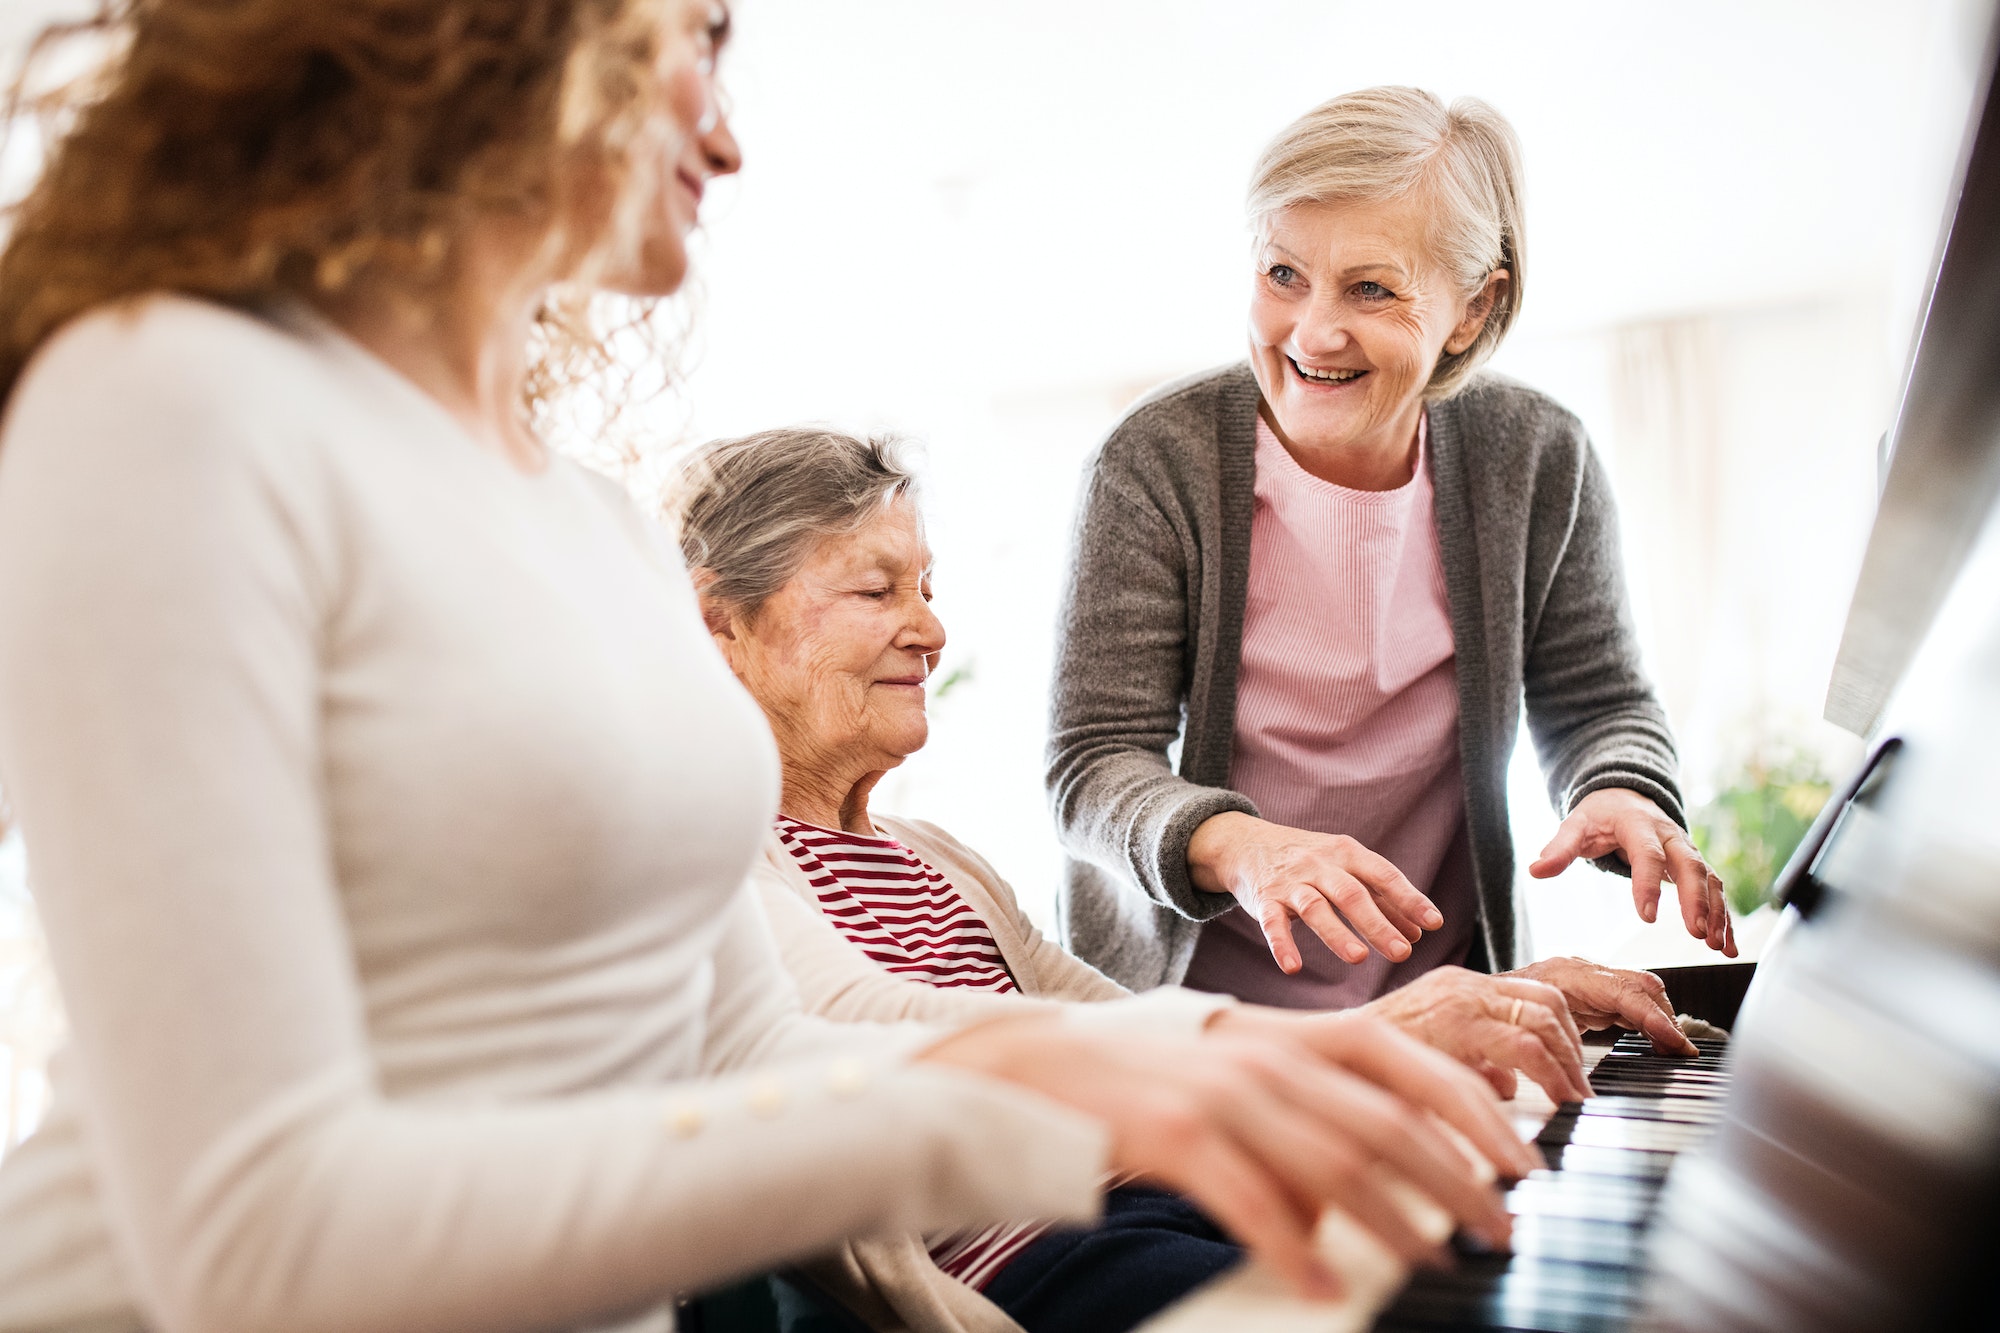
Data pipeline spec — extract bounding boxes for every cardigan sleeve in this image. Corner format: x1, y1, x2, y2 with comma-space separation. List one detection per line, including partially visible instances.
0, 312, 1107, 1333
1521, 435, 1686, 843
1045, 435, 1258, 923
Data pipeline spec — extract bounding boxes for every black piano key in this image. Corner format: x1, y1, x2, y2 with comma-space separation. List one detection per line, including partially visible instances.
1609, 1034, 1727, 1056
1589, 1070, 1731, 1087
1581, 1081, 1729, 1099
1588, 1067, 1732, 1084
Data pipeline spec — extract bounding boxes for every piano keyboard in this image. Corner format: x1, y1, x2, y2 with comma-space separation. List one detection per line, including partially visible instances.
1375, 1033, 1732, 1333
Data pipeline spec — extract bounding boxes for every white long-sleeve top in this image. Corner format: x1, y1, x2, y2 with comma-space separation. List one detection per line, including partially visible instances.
0, 298, 1107, 1333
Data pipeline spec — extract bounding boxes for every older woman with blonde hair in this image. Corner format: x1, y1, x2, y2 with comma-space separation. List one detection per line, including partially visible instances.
674, 425, 1696, 1333
1049, 87, 1736, 1019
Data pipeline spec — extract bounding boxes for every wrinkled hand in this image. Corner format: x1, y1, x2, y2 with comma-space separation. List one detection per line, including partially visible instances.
1340, 966, 1593, 1103
1187, 811, 1444, 973
1530, 788, 1737, 957
921, 1013, 1513, 1301
1505, 956, 1698, 1056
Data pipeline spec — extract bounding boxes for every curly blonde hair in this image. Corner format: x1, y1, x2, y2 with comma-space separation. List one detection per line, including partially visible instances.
0, 0, 703, 428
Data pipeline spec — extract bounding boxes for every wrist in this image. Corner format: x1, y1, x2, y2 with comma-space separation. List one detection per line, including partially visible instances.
1207, 1004, 1363, 1047
1186, 810, 1258, 894
917, 1014, 1066, 1082
1570, 786, 1664, 822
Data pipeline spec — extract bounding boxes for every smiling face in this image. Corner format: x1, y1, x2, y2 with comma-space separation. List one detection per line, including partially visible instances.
1248, 194, 1504, 478
599, 1, 743, 296
715, 496, 944, 795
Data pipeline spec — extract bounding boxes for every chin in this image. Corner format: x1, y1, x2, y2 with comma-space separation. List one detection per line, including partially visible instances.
880, 720, 930, 762
601, 234, 691, 298
1269, 396, 1344, 442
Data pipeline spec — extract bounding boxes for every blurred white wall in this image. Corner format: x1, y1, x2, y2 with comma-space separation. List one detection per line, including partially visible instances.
0, 0, 1995, 1154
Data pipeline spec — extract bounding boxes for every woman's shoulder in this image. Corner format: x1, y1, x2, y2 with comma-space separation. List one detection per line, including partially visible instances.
870, 812, 971, 862
5, 295, 339, 461
1118, 361, 1258, 426
872, 815, 1018, 900
1436, 371, 1590, 462
19, 294, 318, 402
1091, 361, 1257, 475
1434, 374, 1609, 541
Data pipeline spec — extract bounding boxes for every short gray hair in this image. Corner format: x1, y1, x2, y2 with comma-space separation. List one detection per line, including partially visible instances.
670, 427, 920, 615
1247, 86, 1525, 399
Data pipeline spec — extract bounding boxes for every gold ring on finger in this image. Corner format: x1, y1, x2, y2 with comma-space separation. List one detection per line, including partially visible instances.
1507, 997, 1524, 1026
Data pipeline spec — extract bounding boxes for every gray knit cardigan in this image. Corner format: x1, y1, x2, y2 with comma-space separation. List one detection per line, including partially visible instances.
1045, 362, 1684, 992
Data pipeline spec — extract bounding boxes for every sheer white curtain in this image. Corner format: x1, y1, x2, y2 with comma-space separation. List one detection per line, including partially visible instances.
1608, 315, 1726, 737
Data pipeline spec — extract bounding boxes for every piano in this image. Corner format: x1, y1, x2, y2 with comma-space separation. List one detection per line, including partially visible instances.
1372, 1034, 1730, 1333
1150, 4, 2000, 1329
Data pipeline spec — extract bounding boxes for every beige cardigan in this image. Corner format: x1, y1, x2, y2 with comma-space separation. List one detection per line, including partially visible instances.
753, 816, 1234, 1333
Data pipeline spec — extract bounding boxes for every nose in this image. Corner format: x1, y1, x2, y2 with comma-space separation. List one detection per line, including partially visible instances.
1291, 289, 1354, 358
699, 95, 742, 179
898, 593, 946, 666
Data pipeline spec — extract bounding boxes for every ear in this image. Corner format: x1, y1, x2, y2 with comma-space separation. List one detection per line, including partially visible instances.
689, 569, 727, 630
692, 573, 750, 666
1445, 269, 1510, 356
703, 602, 759, 682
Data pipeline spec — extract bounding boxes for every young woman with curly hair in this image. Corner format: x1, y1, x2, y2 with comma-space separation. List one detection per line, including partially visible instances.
0, 6, 1525, 1332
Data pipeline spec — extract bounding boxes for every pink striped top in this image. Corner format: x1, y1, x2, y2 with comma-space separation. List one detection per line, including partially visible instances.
772, 817, 1048, 1288
1180, 411, 1477, 1010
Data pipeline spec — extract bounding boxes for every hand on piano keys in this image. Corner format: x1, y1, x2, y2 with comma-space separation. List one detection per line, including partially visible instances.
1141, 1029, 1730, 1332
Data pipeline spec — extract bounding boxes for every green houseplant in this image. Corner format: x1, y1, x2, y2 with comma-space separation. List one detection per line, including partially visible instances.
1689, 751, 1833, 918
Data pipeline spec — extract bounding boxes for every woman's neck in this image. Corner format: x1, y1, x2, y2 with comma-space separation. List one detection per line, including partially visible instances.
780, 761, 885, 836
315, 226, 551, 471
1262, 398, 1424, 491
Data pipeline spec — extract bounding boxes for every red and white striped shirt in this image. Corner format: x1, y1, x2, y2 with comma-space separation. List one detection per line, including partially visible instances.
773, 816, 1048, 1288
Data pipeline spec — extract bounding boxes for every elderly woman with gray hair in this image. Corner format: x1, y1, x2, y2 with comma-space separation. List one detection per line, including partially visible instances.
1048, 87, 1736, 1031
669, 426, 1703, 1333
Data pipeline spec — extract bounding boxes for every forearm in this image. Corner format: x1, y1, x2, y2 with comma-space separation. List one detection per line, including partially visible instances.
150, 1056, 1106, 1333
1046, 467, 1257, 919
1047, 744, 1258, 919
1523, 443, 1684, 834
1539, 704, 1684, 827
